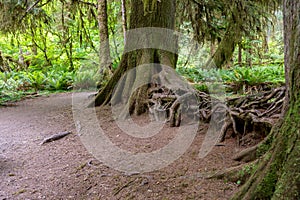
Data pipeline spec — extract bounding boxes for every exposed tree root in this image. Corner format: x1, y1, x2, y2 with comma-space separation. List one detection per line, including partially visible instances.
232, 144, 258, 162
209, 160, 259, 184
149, 86, 285, 148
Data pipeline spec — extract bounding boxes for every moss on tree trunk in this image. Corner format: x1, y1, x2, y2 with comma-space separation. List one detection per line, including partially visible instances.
90, 0, 177, 116
206, 2, 245, 69
206, 22, 241, 68
232, 0, 300, 199
232, 110, 300, 199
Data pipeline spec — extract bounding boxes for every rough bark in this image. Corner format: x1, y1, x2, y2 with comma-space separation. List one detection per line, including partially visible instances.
232, 1, 300, 199
121, 0, 127, 44
98, 0, 112, 76
90, 0, 177, 116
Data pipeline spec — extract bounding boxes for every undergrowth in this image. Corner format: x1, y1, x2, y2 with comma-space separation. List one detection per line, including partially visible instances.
1, 64, 285, 104
177, 65, 285, 93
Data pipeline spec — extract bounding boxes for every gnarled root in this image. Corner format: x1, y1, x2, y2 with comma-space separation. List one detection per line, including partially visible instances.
148, 86, 285, 148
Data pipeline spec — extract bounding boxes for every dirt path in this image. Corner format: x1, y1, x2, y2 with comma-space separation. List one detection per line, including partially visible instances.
0, 92, 241, 199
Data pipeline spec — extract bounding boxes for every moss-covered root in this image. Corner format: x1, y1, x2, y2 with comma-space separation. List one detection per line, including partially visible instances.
210, 161, 258, 184
231, 110, 300, 200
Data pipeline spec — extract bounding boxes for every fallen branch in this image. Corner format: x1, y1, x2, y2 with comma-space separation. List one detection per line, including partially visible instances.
40, 131, 72, 145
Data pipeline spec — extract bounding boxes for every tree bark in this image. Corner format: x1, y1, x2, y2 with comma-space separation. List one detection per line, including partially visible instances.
206, 2, 245, 69
207, 21, 242, 68
98, 0, 112, 76
238, 43, 242, 66
210, 39, 216, 56
90, 0, 177, 116
246, 45, 253, 68
232, 0, 300, 199
121, 0, 127, 44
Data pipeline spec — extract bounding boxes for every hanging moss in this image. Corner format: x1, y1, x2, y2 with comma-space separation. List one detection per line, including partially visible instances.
142, 0, 158, 16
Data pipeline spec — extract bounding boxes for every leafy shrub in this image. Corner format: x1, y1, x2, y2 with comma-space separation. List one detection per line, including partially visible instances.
45, 71, 74, 91
177, 65, 285, 93
73, 67, 100, 89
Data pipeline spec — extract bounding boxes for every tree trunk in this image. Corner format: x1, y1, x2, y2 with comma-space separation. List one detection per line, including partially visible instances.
206, 2, 245, 69
90, 0, 177, 116
210, 39, 216, 56
232, 1, 300, 199
98, 0, 112, 76
121, 0, 127, 44
207, 22, 242, 68
246, 45, 253, 68
238, 43, 242, 66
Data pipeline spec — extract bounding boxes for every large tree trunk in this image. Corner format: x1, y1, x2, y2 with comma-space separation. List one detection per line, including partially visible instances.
98, 0, 112, 76
90, 0, 177, 116
232, 1, 300, 199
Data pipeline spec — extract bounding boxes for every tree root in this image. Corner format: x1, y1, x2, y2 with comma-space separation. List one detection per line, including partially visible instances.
232, 144, 258, 162
149, 85, 284, 139
209, 160, 259, 184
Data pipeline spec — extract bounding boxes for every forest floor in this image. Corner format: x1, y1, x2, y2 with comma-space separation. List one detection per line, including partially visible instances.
0, 92, 248, 199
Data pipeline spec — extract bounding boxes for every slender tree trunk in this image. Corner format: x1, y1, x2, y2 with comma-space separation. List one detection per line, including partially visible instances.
232, 1, 300, 199
121, 0, 127, 44
69, 36, 74, 71
210, 39, 216, 56
98, 0, 112, 76
246, 45, 253, 68
0, 51, 5, 72
18, 47, 25, 69
90, 0, 177, 115
263, 31, 269, 54
206, 1, 246, 69
238, 43, 242, 66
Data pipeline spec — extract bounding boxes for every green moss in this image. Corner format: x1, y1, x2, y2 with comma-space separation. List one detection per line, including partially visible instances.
273, 128, 300, 199
257, 135, 274, 157
255, 165, 278, 199
254, 126, 290, 199
238, 162, 258, 180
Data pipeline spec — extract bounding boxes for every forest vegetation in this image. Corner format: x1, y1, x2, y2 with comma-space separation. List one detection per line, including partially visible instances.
0, 0, 299, 199
0, 0, 284, 104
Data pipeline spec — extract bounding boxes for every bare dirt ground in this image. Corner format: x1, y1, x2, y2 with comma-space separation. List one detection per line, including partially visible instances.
0, 92, 244, 199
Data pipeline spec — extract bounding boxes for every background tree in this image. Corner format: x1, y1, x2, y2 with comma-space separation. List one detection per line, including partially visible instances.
232, 0, 300, 198
184, 0, 280, 68
98, 0, 112, 78
121, 0, 127, 44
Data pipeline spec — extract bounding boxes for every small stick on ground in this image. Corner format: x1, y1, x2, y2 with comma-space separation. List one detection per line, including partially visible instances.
113, 179, 136, 196
40, 131, 72, 145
